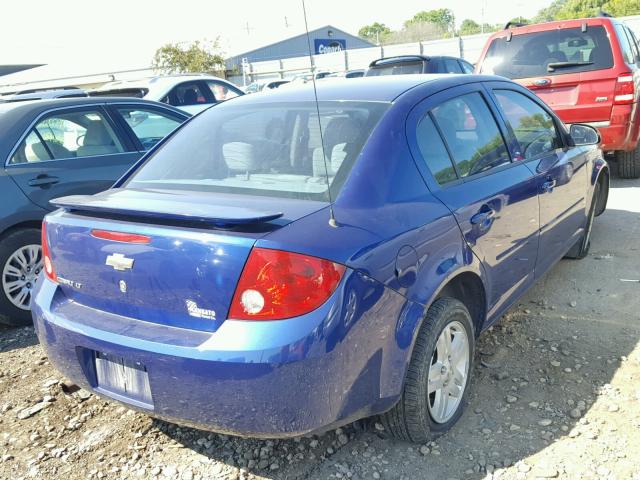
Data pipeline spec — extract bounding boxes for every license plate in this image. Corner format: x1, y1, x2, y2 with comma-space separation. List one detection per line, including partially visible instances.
94, 352, 153, 409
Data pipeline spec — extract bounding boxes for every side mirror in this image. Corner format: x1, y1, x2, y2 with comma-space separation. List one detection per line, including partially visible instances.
570, 124, 600, 146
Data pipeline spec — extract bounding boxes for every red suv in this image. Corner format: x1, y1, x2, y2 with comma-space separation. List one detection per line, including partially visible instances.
476, 17, 640, 178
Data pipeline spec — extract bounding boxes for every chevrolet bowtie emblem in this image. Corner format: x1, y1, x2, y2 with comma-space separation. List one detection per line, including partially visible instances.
105, 253, 134, 271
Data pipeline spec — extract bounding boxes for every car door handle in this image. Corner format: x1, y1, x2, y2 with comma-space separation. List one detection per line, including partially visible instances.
541, 178, 557, 193
470, 207, 496, 225
28, 175, 59, 187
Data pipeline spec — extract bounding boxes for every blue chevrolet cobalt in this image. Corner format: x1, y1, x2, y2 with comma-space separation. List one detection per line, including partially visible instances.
33, 75, 608, 442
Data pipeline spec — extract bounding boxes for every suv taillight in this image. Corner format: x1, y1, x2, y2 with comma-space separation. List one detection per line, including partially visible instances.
228, 248, 345, 320
614, 73, 635, 105
41, 221, 57, 283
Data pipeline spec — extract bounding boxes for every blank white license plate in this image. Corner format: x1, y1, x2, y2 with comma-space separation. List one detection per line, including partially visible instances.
94, 352, 153, 408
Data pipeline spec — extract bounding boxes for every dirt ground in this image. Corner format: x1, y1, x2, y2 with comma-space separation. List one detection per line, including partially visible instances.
1, 177, 639, 480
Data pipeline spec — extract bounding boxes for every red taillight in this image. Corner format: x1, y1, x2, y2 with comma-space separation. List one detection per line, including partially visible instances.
91, 229, 151, 244
614, 73, 635, 105
41, 221, 57, 283
229, 248, 346, 320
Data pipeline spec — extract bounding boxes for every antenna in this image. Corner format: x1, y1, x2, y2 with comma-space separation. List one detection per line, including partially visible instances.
301, 0, 338, 228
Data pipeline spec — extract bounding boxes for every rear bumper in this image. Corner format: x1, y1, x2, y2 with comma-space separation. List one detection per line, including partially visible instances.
569, 104, 639, 152
32, 271, 412, 438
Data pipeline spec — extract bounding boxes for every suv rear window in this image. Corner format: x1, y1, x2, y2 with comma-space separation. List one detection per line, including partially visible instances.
480, 26, 614, 79
126, 101, 388, 201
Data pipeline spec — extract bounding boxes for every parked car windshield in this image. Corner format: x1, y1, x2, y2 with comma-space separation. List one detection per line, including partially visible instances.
480, 26, 614, 79
126, 100, 389, 201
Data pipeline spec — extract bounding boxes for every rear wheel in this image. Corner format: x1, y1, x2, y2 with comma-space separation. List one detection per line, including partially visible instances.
617, 146, 640, 179
380, 297, 474, 443
0, 229, 42, 326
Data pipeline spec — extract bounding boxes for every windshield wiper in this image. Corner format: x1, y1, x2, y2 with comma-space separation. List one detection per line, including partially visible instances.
547, 61, 593, 72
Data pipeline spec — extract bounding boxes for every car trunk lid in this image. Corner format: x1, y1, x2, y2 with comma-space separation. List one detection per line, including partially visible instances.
46, 188, 327, 332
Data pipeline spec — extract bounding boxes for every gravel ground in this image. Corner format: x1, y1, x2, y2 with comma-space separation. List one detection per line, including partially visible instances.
1, 177, 639, 480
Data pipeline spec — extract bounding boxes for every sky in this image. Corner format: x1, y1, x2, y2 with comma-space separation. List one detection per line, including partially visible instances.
0, 0, 552, 68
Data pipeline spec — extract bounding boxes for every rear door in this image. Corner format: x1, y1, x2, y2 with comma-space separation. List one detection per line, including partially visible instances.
5, 105, 141, 210
488, 83, 588, 274
480, 24, 617, 125
407, 83, 540, 318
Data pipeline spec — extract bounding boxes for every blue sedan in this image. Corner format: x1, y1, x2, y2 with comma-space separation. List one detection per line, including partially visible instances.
33, 75, 609, 442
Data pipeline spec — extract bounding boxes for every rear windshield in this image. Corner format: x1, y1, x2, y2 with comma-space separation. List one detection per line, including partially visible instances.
480, 26, 614, 79
125, 100, 388, 201
367, 61, 424, 76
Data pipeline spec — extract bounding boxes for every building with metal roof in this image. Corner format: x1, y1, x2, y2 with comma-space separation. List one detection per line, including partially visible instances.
225, 25, 373, 71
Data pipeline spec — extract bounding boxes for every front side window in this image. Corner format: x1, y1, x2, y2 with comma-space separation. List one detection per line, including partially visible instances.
117, 107, 183, 150
480, 26, 614, 79
494, 90, 560, 160
163, 82, 209, 106
125, 101, 389, 201
415, 115, 457, 185
205, 80, 242, 102
431, 92, 510, 178
10, 110, 123, 164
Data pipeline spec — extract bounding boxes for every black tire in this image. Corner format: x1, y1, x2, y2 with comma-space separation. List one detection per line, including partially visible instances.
380, 297, 475, 443
594, 172, 608, 217
617, 146, 640, 179
0, 228, 41, 326
565, 186, 598, 260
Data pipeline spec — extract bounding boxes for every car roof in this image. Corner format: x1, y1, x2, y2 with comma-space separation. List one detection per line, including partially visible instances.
486, 16, 618, 40
94, 74, 229, 91
0, 97, 188, 160
222, 74, 502, 104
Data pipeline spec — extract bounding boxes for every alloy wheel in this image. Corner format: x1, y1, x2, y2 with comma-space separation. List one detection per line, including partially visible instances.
2, 244, 43, 310
427, 320, 470, 424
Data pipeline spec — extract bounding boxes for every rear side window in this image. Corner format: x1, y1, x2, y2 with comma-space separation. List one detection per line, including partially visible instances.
494, 90, 561, 160
163, 81, 209, 107
10, 110, 124, 164
444, 59, 462, 73
431, 92, 510, 178
480, 26, 614, 79
415, 115, 457, 185
125, 101, 389, 201
460, 60, 474, 74
615, 24, 636, 64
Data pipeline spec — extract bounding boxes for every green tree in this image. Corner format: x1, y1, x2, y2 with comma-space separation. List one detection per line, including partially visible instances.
532, 0, 639, 21
153, 39, 225, 74
404, 8, 455, 34
532, 0, 568, 22
459, 19, 482, 35
358, 22, 391, 43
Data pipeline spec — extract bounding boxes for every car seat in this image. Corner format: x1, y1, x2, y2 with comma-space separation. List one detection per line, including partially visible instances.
76, 121, 120, 157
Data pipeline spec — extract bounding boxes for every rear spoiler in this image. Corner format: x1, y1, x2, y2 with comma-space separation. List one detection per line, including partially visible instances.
51, 189, 284, 226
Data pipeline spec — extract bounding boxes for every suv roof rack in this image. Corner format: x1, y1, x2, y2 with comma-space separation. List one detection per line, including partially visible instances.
504, 21, 527, 30
597, 10, 613, 18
